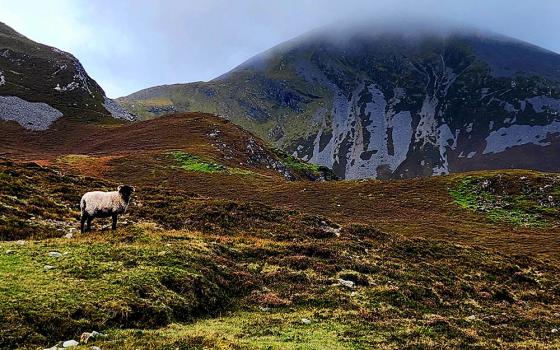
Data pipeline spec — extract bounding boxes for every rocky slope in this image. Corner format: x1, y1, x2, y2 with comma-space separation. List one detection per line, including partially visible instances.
119, 23, 560, 179
0, 22, 134, 131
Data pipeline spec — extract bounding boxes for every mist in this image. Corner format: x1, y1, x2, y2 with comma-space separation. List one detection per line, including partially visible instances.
0, 0, 558, 97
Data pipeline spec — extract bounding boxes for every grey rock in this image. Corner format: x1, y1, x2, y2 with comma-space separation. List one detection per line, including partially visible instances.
48, 251, 63, 258
103, 97, 136, 121
62, 340, 79, 347
81, 331, 107, 343
0, 96, 63, 130
338, 278, 355, 289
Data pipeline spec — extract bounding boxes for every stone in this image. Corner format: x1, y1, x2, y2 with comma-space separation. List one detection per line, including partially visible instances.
48, 251, 63, 258
80, 332, 93, 344
81, 331, 107, 343
338, 278, 355, 289
301, 318, 312, 325
5, 250, 15, 255
62, 339, 79, 347
44, 265, 56, 270
64, 233, 73, 239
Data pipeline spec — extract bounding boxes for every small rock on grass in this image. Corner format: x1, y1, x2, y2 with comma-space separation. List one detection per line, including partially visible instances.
48, 251, 63, 258
301, 318, 312, 325
64, 233, 73, 239
5, 250, 15, 255
338, 278, 355, 289
91, 347, 101, 350
62, 339, 79, 347
80, 331, 107, 344
44, 265, 56, 271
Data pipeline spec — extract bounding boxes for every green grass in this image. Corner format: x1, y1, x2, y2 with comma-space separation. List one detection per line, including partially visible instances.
449, 175, 559, 227
104, 309, 363, 349
0, 226, 243, 348
273, 149, 336, 180
171, 151, 254, 176
172, 151, 227, 173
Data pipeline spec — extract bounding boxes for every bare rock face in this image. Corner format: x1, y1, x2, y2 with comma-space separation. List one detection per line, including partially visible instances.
120, 23, 560, 179
103, 97, 136, 121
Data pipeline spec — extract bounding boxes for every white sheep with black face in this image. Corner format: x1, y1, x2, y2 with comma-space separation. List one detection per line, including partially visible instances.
80, 185, 134, 233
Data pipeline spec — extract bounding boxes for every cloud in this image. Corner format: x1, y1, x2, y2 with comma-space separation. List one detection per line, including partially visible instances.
0, 0, 558, 97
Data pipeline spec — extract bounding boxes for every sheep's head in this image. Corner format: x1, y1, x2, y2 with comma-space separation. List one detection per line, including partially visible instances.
118, 185, 135, 202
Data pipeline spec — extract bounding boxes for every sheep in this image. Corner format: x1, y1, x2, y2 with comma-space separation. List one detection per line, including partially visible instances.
80, 185, 134, 233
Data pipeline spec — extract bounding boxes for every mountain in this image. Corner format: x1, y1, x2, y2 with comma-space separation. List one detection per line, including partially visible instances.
119, 22, 560, 179
0, 22, 134, 131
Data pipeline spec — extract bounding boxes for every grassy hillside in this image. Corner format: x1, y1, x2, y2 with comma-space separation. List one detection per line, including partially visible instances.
1, 160, 560, 349
1, 112, 560, 349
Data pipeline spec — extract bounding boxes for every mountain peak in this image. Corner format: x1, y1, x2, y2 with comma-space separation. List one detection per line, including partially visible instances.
120, 23, 560, 179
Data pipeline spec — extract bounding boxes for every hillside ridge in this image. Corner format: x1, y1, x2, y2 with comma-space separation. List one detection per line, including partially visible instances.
0, 21, 135, 130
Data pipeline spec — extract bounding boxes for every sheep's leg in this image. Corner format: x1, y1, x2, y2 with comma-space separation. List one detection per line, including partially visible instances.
111, 214, 118, 230
80, 214, 87, 233
86, 217, 93, 232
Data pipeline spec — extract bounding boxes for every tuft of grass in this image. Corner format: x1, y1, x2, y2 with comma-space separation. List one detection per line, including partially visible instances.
57, 154, 94, 165
273, 149, 337, 180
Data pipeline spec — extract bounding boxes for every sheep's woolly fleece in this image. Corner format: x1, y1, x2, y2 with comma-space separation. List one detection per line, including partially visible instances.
81, 190, 129, 216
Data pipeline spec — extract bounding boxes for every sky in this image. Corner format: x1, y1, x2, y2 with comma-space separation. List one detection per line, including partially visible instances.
0, 0, 558, 98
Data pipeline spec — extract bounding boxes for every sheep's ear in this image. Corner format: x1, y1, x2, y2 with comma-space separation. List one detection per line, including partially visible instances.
117, 185, 123, 192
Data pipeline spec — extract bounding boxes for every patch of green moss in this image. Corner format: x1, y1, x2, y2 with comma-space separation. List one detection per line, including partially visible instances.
171, 151, 254, 176
449, 176, 557, 227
